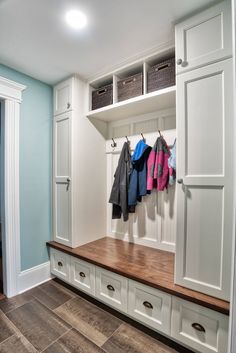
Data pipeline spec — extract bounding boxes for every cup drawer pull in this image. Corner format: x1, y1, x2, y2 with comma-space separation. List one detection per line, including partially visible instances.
192, 323, 206, 333
143, 301, 153, 309
107, 284, 115, 291
79, 272, 86, 278
58, 261, 63, 267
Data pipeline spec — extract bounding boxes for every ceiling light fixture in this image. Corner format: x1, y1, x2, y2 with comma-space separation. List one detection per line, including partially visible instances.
65, 10, 87, 30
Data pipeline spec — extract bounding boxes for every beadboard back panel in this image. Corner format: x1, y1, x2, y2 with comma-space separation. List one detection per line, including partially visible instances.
106, 129, 176, 252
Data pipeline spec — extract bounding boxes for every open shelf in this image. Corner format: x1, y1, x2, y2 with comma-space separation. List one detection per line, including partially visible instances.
87, 85, 176, 122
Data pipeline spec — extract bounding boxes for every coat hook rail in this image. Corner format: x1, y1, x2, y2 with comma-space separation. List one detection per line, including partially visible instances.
141, 133, 145, 142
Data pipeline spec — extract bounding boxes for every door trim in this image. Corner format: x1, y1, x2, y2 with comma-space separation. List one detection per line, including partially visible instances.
0, 76, 26, 297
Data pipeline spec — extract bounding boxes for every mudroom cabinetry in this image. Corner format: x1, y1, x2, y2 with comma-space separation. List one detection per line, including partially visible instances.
53, 77, 106, 248
50, 1, 233, 352
175, 0, 232, 74
175, 0, 233, 301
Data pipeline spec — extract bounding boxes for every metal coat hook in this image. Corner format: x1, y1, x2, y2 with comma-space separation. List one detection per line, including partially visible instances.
141, 133, 145, 142
111, 138, 117, 148
125, 136, 130, 143
158, 130, 162, 137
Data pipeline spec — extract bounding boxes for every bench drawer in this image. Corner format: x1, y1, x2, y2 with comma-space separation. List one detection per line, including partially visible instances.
171, 297, 228, 353
95, 267, 128, 313
71, 257, 95, 295
50, 248, 70, 282
128, 280, 171, 334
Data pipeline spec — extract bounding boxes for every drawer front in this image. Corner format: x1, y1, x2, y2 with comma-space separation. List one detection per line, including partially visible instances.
128, 280, 171, 334
50, 249, 70, 282
95, 267, 128, 312
71, 257, 95, 295
171, 297, 229, 353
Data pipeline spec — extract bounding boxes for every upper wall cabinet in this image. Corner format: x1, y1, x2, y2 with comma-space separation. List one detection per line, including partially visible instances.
175, 0, 232, 74
54, 77, 74, 116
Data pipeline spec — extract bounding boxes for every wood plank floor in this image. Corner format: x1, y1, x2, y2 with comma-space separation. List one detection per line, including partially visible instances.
47, 237, 229, 315
0, 279, 194, 353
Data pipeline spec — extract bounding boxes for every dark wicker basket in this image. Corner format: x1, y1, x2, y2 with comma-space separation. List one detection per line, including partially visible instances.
92, 84, 113, 110
147, 57, 175, 93
118, 72, 143, 102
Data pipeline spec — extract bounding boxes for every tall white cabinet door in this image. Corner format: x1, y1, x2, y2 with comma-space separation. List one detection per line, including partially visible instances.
54, 78, 74, 116
53, 112, 72, 246
175, 1, 232, 74
175, 59, 234, 300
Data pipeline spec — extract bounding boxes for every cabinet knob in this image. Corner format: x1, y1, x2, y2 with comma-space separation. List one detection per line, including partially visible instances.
177, 178, 183, 184
79, 272, 86, 278
192, 323, 205, 333
177, 58, 183, 65
177, 59, 188, 67
67, 102, 71, 109
107, 284, 115, 291
58, 261, 63, 267
143, 301, 153, 309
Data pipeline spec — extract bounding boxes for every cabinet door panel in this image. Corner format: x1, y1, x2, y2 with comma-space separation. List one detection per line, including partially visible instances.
54, 78, 73, 115
53, 113, 72, 246
175, 1, 231, 74
176, 60, 234, 300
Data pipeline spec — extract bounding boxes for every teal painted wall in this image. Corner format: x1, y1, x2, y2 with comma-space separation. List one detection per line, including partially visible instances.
0, 65, 53, 271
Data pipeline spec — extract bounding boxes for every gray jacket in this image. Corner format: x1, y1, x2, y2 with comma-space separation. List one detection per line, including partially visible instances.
109, 142, 131, 222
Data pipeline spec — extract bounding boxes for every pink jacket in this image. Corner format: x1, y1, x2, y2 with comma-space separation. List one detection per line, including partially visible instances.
147, 136, 170, 191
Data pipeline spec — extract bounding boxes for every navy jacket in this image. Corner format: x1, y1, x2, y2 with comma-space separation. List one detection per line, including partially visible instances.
128, 140, 151, 208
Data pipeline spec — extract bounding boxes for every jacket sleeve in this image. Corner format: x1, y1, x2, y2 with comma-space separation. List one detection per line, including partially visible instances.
146, 150, 155, 191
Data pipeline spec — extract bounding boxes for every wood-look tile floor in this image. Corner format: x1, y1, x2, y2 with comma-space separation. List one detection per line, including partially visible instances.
0, 279, 192, 353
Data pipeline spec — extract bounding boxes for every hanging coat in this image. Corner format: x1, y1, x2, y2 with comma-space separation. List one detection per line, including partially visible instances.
147, 136, 170, 191
128, 140, 151, 207
109, 142, 131, 222
168, 139, 176, 185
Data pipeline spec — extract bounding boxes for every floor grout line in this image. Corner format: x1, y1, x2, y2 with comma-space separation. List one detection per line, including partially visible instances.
101, 322, 124, 349
41, 328, 72, 352
29, 288, 74, 312
1, 297, 35, 315
0, 333, 16, 347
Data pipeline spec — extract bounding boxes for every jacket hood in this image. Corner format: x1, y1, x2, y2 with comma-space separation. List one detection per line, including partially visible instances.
132, 140, 150, 161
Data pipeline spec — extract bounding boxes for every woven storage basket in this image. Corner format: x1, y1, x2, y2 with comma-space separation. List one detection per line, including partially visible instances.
92, 84, 113, 110
118, 72, 143, 102
147, 57, 175, 93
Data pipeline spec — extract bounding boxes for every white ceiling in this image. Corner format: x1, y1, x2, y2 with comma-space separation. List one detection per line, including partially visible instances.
0, 0, 218, 85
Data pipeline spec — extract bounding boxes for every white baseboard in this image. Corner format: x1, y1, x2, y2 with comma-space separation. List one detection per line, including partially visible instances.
18, 261, 53, 294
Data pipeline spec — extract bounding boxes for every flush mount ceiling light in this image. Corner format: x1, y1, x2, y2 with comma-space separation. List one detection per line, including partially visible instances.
65, 10, 87, 29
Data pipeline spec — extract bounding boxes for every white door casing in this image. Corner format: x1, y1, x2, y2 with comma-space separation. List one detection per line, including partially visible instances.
0, 76, 26, 297
175, 59, 234, 300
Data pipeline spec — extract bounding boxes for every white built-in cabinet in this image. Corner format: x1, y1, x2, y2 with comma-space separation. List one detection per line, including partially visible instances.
50, 247, 229, 353
54, 78, 74, 116
175, 1, 232, 74
53, 112, 72, 246
53, 76, 107, 248
175, 0, 233, 301
50, 2, 234, 352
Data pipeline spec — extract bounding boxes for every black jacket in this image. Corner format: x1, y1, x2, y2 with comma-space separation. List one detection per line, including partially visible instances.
109, 142, 131, 222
